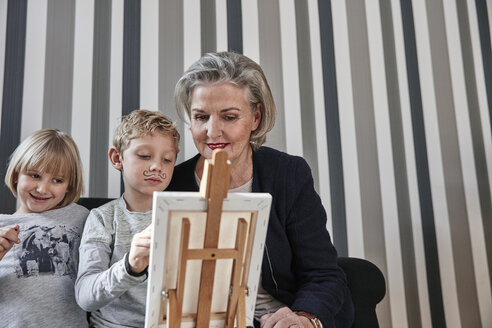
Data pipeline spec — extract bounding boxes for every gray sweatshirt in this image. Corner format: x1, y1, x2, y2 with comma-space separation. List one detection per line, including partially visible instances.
0, 203, 89, 328
75, 197, 150, 328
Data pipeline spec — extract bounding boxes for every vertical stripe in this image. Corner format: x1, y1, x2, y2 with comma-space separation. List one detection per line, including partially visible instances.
331, 0, 363, 258
346, 2, 391, 326
122, 0, 140, 116
21, 0, 47, 140
201, 0, 216, 54
0, 0, 7, 134
294, 0, 319, 193
158, 0, 184, 161
72, 0, 94, 197
140, 0, 159, 110
380, 0, 422, 326
183, 0, 201, 160
43, 0, 75, 132
108, 0, 124, 198
0, 0, 27, 214
215, 0, 228, 51
447, 0, 492, 325
90, 0, 112, 198
427, 0, 481, 325
227, 0, 242, 53
476, 0, 492, 134
307, 0, 332, 234
391, 0, 432, 325
241, 0, 259, 62
279, 0, 303, 157
367, 0, 408, 326
400, 0, 446, 326
257, 0, 285, 153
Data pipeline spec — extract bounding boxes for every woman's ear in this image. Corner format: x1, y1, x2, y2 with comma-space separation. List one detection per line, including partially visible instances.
109, 147, 123, 171
252, 103, 262, 131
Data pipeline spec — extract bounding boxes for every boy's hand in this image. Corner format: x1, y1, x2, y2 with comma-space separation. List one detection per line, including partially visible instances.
0, 225, 20, 260
128, 224, 152, 274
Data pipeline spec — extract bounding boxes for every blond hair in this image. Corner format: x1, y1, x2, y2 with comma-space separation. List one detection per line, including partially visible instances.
174, 51, 276, 150
112, 109, 180, 155
5, 129, 84, 208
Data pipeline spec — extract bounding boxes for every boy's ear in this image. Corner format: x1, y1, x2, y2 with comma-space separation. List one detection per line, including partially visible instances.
109, 147, 123, 171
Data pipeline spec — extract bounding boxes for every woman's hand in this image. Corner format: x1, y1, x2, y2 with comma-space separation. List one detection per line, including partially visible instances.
0, 225, 20, 260
128, 224, 152, 274
260, 307, 313, 328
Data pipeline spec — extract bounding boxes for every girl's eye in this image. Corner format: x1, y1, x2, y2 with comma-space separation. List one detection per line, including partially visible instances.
138, 154, 151, 160
30, 173, 41, 179
53, 178, 64, 184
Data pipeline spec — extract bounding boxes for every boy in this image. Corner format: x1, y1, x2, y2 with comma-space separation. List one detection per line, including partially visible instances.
75, 109, 180, 327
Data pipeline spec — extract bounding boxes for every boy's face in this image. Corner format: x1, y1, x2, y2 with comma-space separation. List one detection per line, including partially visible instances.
114, 132, 176, 207
15, 168, 69, 214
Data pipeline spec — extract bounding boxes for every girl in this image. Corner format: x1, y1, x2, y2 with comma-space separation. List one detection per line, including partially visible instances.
0, 129, 89, 328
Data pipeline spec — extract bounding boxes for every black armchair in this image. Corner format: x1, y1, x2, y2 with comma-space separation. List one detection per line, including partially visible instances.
77, 197, 386, 327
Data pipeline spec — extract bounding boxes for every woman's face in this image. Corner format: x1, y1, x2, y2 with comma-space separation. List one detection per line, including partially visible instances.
189, 82, 261, 164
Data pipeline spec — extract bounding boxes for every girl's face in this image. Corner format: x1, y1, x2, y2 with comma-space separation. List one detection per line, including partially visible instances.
15, 168, 69, 214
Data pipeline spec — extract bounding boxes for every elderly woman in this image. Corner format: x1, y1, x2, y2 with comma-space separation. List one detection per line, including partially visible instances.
168, 51, 353, 328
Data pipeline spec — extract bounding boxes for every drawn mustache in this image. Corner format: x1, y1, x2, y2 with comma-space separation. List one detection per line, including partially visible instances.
143, 170, 166, 180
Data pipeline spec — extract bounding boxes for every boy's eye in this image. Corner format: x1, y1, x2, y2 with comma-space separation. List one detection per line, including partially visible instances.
138, 154, 151, 160
163, 158, 173, 163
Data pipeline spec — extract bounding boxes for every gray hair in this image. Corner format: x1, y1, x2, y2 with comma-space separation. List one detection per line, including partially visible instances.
174, 51, 276, 149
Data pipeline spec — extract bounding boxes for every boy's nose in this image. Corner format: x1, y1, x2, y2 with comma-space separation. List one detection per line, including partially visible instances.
149, 161, 162, 172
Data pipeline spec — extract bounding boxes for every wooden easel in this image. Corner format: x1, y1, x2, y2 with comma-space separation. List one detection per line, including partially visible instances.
166, 150, 249, 328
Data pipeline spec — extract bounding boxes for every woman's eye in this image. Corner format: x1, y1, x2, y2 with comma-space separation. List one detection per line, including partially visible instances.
194, 114, 208, 121
224, 115, 237, 121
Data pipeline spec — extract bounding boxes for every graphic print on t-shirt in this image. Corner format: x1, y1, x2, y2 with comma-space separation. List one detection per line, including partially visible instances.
11, 225, 81, 278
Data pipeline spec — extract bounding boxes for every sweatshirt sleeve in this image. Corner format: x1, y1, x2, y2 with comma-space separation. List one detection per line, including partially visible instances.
74, 208, 147, 312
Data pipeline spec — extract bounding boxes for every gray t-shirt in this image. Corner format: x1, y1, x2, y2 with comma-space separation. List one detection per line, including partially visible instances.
0, 203, 89, 328
75, 197, 150, 328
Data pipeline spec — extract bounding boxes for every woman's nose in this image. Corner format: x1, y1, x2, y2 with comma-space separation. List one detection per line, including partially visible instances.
206, 117, 222, 138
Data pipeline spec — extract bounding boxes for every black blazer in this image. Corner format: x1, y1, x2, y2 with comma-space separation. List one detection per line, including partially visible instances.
168, 146, 354, 327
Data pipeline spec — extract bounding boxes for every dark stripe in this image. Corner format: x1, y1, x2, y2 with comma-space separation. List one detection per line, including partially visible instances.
201, 0, 216, 54
399, 0, 446, 326
379, 1, 421, 326
426, 0, 480, 323
122, 0, 140, 116
159, 0, 185, 163
462, 0, 492, 299
90, 0, 112, 197
317, 0, 347, 256
294, 1, 319, 195
0, 0, 28, 213
227, 0, 243, 53
475, 0, 492, 136
122, 0, 141, 192
42, 0, 76, 132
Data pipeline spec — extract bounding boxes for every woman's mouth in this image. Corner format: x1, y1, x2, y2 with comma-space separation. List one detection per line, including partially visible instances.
207, 143, 229, 150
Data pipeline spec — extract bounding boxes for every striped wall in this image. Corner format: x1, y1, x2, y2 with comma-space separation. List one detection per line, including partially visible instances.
0, 0, 491, 327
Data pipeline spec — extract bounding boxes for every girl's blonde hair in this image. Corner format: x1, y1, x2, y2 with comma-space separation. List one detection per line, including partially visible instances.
5, 129, 84, 208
